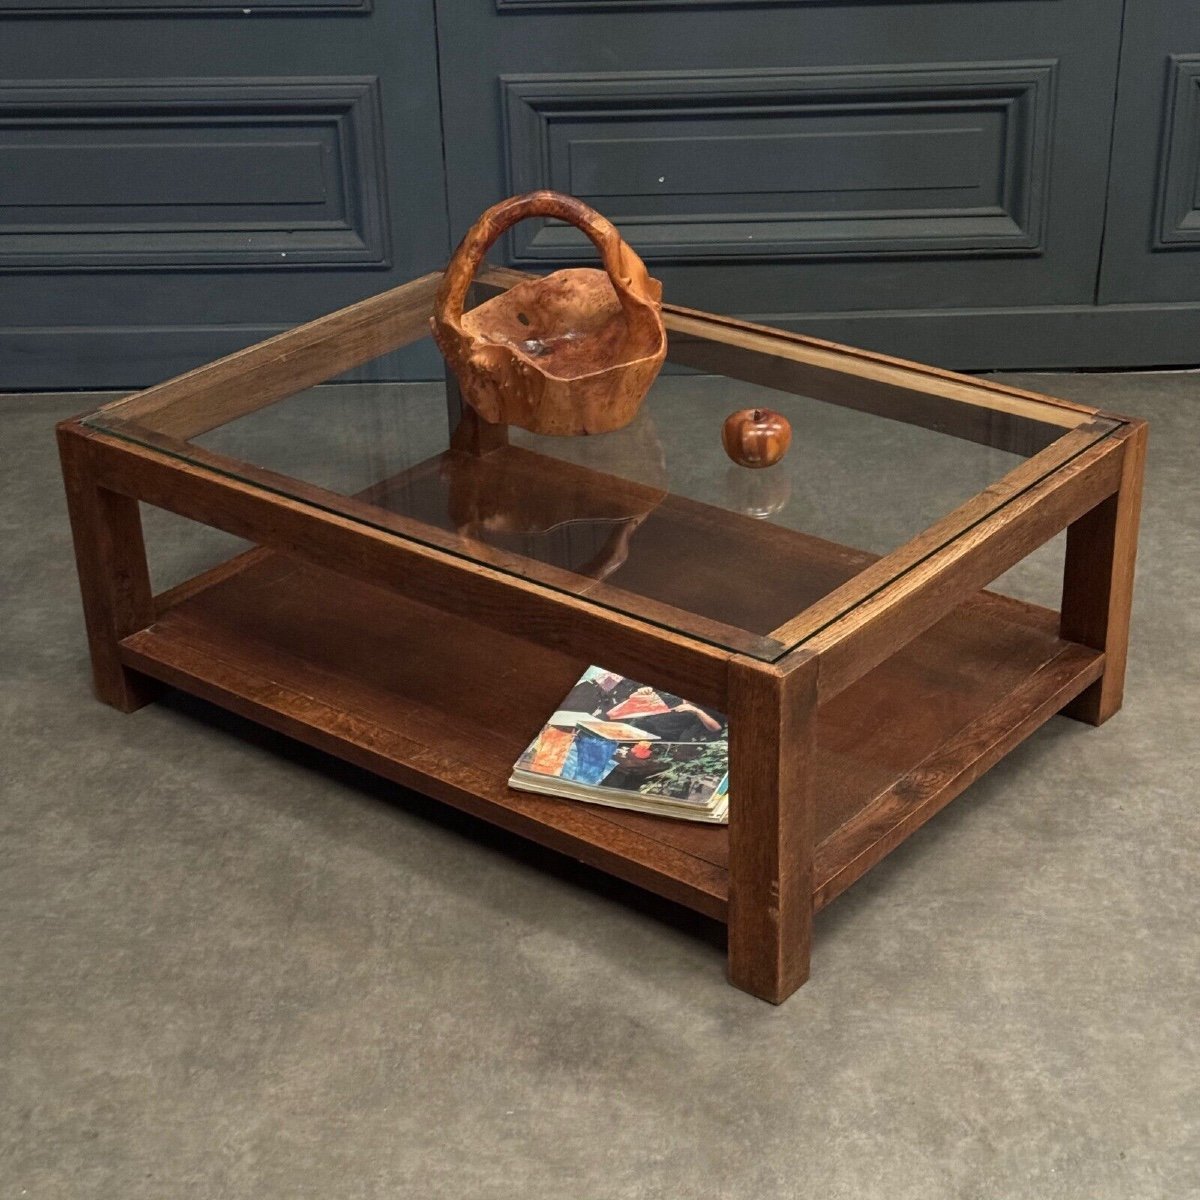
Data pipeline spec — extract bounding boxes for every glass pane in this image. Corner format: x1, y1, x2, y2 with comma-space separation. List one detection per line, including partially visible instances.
85, 315, 1118, 661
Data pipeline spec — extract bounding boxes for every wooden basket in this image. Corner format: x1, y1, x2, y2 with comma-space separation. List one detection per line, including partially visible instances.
431, 191, 667, 437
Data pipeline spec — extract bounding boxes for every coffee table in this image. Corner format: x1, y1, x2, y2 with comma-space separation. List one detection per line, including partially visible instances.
57, 266, 1146, 1003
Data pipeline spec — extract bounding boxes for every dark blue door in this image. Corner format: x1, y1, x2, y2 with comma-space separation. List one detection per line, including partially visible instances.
1097, 0, 1200, 350
434, 0, 1148, 369
3, 1, 1199, 384
0, 0, 449, 388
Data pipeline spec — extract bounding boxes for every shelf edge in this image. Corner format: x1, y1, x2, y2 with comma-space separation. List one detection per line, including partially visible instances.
812, 641, 1105, 911
119, 626, 731, 921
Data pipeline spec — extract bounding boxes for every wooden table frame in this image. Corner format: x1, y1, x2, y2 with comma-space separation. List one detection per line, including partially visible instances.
57, 270, 1146, 1003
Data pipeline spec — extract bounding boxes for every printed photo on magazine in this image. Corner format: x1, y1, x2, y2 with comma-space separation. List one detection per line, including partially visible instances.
510, 668, 730, 823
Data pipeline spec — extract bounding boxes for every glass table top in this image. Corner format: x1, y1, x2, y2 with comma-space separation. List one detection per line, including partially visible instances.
85, 274, 1121, 662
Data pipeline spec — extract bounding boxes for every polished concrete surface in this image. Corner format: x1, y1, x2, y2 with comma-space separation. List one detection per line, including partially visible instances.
2, 374, 1197, 1199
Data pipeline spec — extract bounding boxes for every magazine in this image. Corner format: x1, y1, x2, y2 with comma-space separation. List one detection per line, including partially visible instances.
509, 667, 729, 824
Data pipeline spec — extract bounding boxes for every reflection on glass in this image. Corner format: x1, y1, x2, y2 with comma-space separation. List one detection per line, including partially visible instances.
440, 410, 667, 581
722, 464, 793, 520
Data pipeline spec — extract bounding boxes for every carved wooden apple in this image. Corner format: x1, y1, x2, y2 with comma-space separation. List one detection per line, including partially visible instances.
721, 407, 792, 468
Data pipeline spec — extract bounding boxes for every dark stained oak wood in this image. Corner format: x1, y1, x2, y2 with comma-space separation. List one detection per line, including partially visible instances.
56, 423, 157, 711
812, 641, 1104, 910
727, 653, 817, 1004
85, 394, 1103, 670
151, 544, 273, 617
123, 552, 730, 919
112, 550, 1101, 976
58, 271, 1145, 1001
1060, 420, 1148, 724
82, 263, 1122, 665
599, 587, 1086, 880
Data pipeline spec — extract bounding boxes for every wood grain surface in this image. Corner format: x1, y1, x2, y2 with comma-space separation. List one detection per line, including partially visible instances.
727, 653, 817, 1002
58, 269, 1143, 1000
57, 424, 157, 711
1060, 420, 1148, 724
116, 550, 1103, 945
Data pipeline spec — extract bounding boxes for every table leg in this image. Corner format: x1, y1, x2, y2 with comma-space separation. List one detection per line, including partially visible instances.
57, 424, 156, 712
726, 654, 818, 1003
1060, 421, 1148, 725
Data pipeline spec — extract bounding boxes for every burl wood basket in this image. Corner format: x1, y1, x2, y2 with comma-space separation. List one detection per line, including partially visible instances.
431, 191, 667, 437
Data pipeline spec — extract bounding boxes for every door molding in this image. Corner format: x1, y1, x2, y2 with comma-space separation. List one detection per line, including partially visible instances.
501, 64, 1056, 263
0, 77, 390, 271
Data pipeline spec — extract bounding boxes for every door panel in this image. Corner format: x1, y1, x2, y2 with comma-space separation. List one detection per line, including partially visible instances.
6, 1, 1196, 384
502, 64, 1053, 262
1098, 3, 1200, 303
0, 2, 448, 388
0, 78, 389, 270
436, 0, 1125, 366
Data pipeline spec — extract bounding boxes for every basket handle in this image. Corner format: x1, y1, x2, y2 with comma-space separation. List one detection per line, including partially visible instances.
434, 190, 660, 339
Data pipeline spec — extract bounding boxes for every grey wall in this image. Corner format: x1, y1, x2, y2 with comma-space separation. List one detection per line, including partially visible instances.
3, 0, 1199, 388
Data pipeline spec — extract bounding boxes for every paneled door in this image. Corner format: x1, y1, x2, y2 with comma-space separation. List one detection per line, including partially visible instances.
435, 0, 1128, 369
0, 1, 448, 388
1097, 3, 1200, 320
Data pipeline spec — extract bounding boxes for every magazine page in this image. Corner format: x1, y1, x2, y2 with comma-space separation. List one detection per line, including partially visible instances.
513, 668, 729, 821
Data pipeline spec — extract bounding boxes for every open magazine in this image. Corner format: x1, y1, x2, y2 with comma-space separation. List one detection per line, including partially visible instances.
509, 667, 729, 824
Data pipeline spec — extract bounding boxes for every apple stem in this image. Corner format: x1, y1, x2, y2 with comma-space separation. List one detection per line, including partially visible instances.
752, 409, 763, 421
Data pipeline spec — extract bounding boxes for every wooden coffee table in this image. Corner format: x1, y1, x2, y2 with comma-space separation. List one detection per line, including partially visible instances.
57, 267, 1146, 1003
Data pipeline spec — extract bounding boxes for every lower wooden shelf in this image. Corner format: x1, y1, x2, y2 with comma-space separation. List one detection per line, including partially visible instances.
120, 551, 1103, 923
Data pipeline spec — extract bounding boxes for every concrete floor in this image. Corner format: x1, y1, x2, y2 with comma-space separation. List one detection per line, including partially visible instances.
2, 374, 1197, 1199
